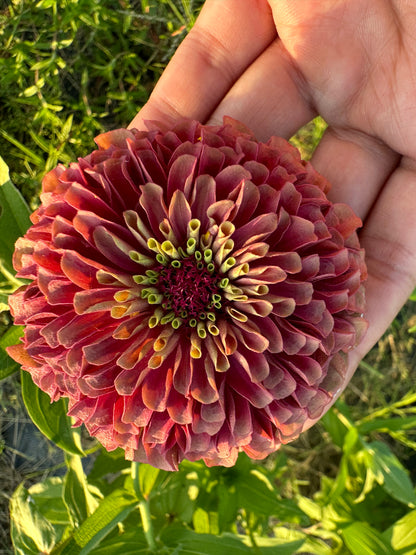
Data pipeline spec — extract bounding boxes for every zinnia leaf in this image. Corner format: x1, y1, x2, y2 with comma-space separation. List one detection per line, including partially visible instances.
160, 524, 252, 554
78, 528, 148, 554
342, 522, 395, 555
361, 440, 416, 507
0, 325, 24, 380
383, 509, 416, 552
0, 156, 31, 278
52, 488, 138, 555
10, 482, 57, 555
21, 370, 85, 456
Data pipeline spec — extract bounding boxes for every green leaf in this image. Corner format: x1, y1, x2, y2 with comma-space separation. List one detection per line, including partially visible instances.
358, 416, 416, 435
139, 462, 161, 499
28, 478, 71, 530
10, 482, 58, 555
235, 468, 308, 524
192, 507, 211, 534
192, 507, 219, 535
342, 522, 395, 555
131, 461, 162, 501
327, 427, 360, 502
86, 528, 148, 554
217, 482, 239, 531
87, 448, 130, 488
0, 294, 10, 312
297, 495, 322, 521
161, 525, 251, 554
63, 454, 99, 527
271, 498, 310, 525
0, 325, 24, 380
58, 114, 74, 143
53, 488, 138, 555
21, 369, 85, 456
354, 465, 378, 504
10, 478, 72, 554
0, 131, 44, 166
149, 471, 196, 523
236, 469, 280, 516
35, 0, 58, 9
22, 83, 44, 97
383, 509, 416, 553
301, 534, 339, 555
362, 440, 416, 507
247, 530, 306, 554
321, 406, 349, 448
0, 156, 31, 274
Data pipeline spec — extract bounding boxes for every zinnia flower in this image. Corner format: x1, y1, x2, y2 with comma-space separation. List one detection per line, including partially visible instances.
7, 118, 367, 471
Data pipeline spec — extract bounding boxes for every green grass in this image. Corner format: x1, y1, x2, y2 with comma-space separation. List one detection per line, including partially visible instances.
1, 1, 416, 554
0, 0, 203, 206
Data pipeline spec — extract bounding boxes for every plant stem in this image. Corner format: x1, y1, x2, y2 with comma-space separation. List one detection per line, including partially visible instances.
139, 498, 156, 552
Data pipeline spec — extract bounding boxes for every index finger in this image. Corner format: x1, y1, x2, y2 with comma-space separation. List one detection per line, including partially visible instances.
129, 0, 277, 130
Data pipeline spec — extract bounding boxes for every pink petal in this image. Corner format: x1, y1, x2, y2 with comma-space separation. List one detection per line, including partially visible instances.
167, 154, 198, 199
168, 190, 192, 244
232, 213, 278, 250
139, 182, 168, 237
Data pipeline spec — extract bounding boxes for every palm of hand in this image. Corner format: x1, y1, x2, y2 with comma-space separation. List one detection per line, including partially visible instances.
130, 0, 416, 407
276, 1, 416, 158
275, 1, 416, 365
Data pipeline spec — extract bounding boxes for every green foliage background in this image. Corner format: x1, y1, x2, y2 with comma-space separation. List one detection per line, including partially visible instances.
1, 1, 416, 554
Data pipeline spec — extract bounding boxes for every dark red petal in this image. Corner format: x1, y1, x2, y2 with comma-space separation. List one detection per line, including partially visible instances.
168, 190, 192, 243
139, 183, 168, 238
229, 362, 273, 409
167, 154, 198, 199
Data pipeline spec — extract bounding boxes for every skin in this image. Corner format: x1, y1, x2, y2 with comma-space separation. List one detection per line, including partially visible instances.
130, 0, 416, 415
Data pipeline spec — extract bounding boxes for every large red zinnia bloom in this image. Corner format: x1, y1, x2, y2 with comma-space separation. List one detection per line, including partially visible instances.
7, 118, 367, 470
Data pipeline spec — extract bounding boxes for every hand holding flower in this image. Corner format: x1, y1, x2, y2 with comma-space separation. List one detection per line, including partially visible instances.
131, 0, 416, 392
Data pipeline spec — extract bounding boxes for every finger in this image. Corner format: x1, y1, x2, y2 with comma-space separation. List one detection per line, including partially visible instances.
304, 155, 416, 431
311, 126, 400, 219
129, 0, 277, 130
352, 157, 416, 360
335, 158, 416, 396
207, 38, 315, 141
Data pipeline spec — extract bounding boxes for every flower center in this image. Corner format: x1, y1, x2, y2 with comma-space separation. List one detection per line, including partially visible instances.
127, 218, 245, 341
157, 257, 220, 323
132, 226, 229, 337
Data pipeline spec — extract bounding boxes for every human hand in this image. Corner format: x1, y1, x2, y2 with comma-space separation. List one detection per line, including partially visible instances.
129, 0, 416, 402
